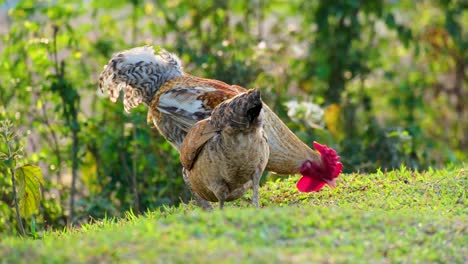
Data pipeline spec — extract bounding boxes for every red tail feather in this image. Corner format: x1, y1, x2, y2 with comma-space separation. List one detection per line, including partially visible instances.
296, 142, 343, 192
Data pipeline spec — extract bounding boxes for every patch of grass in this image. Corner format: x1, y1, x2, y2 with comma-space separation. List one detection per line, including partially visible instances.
1, 166, 467, 263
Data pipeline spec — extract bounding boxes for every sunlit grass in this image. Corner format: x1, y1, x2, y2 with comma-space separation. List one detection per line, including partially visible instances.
1, 166, 466, 263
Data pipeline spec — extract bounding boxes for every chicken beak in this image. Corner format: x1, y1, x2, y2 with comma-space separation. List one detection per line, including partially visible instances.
324, 178, 337, 188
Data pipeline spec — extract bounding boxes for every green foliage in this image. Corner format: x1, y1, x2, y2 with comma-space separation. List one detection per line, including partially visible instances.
0, 167, 466, 263
0, 0, 466, 235
0, 120, 44, 236
15, 165, 44, 218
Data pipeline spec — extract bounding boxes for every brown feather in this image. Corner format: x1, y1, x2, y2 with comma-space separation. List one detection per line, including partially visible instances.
262, 104, 321, 174
180, 119, 218, 170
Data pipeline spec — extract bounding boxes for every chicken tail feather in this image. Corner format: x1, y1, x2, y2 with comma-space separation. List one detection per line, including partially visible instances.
99, 46, 184, 112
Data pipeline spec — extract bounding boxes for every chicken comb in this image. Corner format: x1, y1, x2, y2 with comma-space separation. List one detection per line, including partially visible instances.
296, 141, 343, 192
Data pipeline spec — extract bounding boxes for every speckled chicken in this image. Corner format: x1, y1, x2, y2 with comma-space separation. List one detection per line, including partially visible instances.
99, 46, 343, 197
179, 89, 268, 208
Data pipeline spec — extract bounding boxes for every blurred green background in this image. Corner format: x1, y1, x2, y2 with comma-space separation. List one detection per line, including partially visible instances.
0, 0, 466, 235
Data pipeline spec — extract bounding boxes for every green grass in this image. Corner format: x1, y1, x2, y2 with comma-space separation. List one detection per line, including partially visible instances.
1, 166, 467, 263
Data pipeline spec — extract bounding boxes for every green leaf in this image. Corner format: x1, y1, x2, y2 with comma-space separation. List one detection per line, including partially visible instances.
2, 158, 15, 168
0, 152, 7, 160
15, 164, 44, 218
385, 13, 396, 28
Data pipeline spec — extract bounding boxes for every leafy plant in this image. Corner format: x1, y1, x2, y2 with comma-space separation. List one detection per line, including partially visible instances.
0, 120, 43, 236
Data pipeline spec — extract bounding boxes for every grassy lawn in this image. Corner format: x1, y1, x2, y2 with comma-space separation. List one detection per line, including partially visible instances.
1, 166, 466, 263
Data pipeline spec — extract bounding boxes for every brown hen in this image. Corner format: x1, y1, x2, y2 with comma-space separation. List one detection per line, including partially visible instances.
180, 89, 268, 209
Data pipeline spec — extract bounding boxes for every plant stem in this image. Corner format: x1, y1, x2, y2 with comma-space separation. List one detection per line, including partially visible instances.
132, 125, 140, 213
257, 0, 263, 41
10, 168, 26, 236
5, 138, 26, 236
69, 125, 79, 226
131, 1, 138, 45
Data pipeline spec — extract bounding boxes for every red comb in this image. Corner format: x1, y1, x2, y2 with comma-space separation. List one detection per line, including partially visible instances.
296, 141, 343, 192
